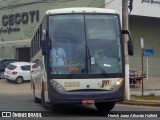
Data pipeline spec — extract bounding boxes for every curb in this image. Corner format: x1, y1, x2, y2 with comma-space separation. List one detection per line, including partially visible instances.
0, 93, 32, 96
118, 99, 160, 107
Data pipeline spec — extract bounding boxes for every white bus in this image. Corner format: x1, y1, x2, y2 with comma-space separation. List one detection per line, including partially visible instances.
30, 7, 133, 112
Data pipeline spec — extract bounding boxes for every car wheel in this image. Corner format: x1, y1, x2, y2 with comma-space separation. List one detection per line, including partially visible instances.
0, 72, 4, 79
16, 76, 23, 84
95, 102, 115, 112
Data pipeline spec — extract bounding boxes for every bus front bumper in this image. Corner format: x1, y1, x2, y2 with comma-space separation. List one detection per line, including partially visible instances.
48, 82, 125, 104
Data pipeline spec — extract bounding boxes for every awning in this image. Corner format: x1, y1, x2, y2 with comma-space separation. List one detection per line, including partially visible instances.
0, 39, 31, 47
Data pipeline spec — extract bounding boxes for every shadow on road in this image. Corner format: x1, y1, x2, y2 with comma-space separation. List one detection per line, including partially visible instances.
44, 104, 113, 117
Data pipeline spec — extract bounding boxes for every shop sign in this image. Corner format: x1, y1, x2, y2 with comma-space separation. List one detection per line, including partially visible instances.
0, 10, 39, 34
141, 0, 160, 4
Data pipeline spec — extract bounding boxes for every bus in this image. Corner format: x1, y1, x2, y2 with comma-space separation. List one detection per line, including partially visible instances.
30, 7, 133, 112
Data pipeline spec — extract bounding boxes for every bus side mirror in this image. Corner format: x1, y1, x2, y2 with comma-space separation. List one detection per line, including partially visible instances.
122, 29, 134, 56
127, 40, 134, 56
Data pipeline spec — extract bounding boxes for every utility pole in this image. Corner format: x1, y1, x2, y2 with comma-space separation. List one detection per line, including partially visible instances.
122, 0, 130, 100
141, 38, 144, 97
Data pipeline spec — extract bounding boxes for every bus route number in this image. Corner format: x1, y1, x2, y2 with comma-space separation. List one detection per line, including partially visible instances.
69, 67, 80, 71
64, 82, 80, 87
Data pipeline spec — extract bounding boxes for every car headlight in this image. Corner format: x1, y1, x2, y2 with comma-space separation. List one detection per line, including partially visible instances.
111, 79, 123, 90
50, 80, 66, 92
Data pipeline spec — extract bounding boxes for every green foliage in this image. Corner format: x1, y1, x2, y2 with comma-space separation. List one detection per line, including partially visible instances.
147, 93, 155, 97
131, 93, 160, 100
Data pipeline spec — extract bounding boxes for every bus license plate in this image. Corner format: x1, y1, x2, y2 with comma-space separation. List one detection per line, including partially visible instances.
82, 99, 95, 104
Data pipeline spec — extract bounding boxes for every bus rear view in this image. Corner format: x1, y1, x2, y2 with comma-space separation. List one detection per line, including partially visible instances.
31, 8, 133, 112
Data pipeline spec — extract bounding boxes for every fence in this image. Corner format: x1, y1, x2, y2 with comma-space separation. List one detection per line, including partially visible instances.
129, 57, 160, 77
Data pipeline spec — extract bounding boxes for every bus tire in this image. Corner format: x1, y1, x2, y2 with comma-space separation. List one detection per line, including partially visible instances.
41, 90, 57, 110
95, 102, 115, 112
34, 96, 41, 103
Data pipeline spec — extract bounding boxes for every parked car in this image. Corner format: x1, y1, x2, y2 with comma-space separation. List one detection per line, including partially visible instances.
129, 68, 146, 84
4, 62, 32, 84
0, 58, 17, 79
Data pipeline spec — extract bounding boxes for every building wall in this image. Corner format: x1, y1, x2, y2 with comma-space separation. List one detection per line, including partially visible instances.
105, 0, 160, 76
129, 16, 160, 77
129, 16, 160, 58
0, 0, 105, 60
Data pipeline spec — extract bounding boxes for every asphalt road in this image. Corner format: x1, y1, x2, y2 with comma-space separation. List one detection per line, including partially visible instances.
0, 94, 160, 120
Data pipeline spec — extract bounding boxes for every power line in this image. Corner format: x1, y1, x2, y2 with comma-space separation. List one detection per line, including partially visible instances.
0, 0, 76, 10
88, 0, 97, 7
99, 0, 116, 8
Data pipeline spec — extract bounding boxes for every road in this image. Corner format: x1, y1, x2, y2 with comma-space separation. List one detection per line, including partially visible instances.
0, 94, 160, 120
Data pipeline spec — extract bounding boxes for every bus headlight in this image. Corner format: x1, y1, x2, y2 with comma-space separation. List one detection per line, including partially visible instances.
111, 79, 123, 90
50, 80, 66, 92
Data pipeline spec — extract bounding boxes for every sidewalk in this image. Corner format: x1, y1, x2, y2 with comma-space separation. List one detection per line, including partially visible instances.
0, 79, 32, 95
130, 77, 160, 96
123, 77, 160, 107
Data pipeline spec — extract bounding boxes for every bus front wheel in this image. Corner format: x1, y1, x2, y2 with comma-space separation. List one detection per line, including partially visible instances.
41, 90, 57, 110
95, 102, 115, 112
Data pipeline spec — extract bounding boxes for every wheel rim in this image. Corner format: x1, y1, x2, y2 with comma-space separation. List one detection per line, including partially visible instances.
0, 72, 4, 79
17, 77, 23, 83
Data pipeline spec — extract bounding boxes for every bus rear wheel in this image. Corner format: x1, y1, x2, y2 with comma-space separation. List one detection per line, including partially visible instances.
32, 83, 41, 103
41, 90, 57, 110
95, 102, 115, 112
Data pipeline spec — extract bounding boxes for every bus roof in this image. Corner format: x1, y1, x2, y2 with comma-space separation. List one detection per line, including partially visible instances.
46, 7, 119, 15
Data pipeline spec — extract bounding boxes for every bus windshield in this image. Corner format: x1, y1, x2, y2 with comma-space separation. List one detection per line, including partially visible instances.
49, 14, 122, 76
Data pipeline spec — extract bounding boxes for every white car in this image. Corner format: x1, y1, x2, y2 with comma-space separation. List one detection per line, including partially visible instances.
4, 62, 32, 84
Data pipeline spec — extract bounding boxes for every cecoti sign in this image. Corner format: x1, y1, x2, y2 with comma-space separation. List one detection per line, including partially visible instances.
2, 10, 39, 26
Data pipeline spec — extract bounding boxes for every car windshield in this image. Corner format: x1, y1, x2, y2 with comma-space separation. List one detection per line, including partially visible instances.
49, 14, 122, 76
7, 64, 17, 70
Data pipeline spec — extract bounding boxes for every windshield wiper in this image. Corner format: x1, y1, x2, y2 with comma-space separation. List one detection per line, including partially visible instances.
67, 56, 91, 78
67, 45, 109, 78
67, 58, 85, 78
87, 46, 108, 77
67, 45, 92, 78
67, 57, 109, 78
95, 61, 109, 78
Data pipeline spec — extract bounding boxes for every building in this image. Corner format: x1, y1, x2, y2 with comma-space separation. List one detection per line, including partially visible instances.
0, 0, 104, 61
105, 0, 160, 77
